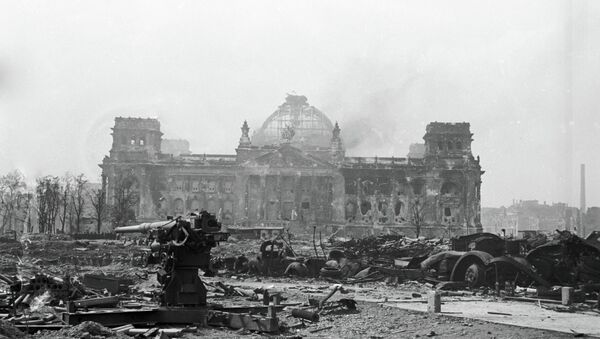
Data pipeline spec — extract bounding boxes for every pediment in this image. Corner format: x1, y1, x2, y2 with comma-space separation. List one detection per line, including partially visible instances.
243, 144, 333, 168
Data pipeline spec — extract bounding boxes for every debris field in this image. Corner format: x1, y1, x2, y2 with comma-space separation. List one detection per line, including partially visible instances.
1, 224, 600, 338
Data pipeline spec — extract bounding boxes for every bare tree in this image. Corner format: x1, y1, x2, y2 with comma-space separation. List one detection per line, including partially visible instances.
21, 192, 34, 233
110, 174, 139, 227
0, 170, 27, 232
89, 186, 107, 233
409, 197, 426, 238
71, 174, 88, 233
58, 174, 72, 233
36, 176, 61, 233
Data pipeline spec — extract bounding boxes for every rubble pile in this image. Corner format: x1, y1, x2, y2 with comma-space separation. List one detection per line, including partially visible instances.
36, 321, 128, 339
2, 227, 600, 338
212, 238, 261, 258
0, 319, 26, 338
332, 234, 449, 263
0, 238, 22, 257
210, 234, 453, 283
213, 236, 319, 259
24, 239, 149, 268
0, 237, 156, 334
0, 238, 22, 276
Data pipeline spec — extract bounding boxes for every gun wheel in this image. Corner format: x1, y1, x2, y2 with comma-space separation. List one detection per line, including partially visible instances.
464, 263, 485, 288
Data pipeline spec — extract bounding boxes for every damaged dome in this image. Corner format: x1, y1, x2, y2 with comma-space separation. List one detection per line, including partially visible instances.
252, 94, 334, 148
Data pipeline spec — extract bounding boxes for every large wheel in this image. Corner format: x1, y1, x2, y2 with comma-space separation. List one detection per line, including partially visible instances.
464, 263, 485, 288
450, 251, 493, 288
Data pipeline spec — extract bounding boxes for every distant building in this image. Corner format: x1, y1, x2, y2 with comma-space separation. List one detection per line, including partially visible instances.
100, 94, 484, 236
161, 139, 191, 156
482, 200, 580, 236
586, 207, 600, 233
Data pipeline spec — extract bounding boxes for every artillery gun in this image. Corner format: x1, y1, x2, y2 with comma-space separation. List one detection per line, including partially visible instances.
115, 211, 229, 306
64, 212, 279, 332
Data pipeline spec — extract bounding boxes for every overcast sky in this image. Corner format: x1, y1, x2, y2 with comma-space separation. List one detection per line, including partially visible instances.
1, 0, 599, 208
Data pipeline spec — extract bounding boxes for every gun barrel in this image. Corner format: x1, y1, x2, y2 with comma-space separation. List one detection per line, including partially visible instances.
114, 220, 176, 233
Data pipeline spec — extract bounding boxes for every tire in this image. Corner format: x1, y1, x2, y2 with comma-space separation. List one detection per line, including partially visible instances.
464, 263, 485, 288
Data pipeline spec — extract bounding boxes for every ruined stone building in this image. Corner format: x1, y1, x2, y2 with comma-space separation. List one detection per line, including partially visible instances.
481, 200, 580, 236
101, 94, 483, 236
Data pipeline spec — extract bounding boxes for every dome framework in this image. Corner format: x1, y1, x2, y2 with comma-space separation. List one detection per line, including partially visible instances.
252, 94, 334, 148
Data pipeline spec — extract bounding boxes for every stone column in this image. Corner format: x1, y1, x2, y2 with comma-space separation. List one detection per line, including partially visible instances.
260, 175, 266, 222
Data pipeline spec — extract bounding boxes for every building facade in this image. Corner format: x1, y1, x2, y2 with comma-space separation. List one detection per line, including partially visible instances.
482, 200, 600, 237
101, 94, 483, 236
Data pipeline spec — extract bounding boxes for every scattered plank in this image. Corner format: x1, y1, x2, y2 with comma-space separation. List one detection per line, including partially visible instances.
487, 311, 512, 316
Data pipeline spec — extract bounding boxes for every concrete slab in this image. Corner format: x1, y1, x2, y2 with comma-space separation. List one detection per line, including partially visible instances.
384, 299, 600, 337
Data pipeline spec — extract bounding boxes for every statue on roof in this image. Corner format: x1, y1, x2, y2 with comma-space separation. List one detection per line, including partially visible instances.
239, 120, 251, 147
332, 121, 341, 140
281, 124, 295, 142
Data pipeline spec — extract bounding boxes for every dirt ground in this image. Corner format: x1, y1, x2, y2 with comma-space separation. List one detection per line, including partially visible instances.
174, 304, 575, 339
191, 275, 579, 339
281, 302, 574, 339
1, 235, 595, 338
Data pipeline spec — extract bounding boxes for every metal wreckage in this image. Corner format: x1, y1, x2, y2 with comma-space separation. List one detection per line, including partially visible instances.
422, 230, 600, 291
2, 210, 600, 337
224, 229, 600, 292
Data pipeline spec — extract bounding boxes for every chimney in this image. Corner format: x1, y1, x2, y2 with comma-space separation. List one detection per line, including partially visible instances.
580, 164, 586, 236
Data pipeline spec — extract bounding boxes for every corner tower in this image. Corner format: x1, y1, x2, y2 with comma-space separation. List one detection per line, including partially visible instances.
422, 122, 483, 233
109, 117, 163, 161
423, 122, 473, 158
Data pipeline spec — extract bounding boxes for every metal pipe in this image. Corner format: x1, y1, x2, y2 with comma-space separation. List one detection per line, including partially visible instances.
291, 308, 319, 322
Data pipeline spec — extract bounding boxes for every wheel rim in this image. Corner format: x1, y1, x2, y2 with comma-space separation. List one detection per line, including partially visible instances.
465, 263, 482, 287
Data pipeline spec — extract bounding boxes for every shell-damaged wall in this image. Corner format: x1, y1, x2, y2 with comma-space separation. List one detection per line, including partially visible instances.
101, 114, 482, 237
339, 122, 483, 237
339, 167, 482, 237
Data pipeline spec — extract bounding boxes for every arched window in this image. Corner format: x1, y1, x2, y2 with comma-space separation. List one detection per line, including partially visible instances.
394, 201, 404, 216
139, 138, 145, 146
456, 141, 462, 150
360, 201, 371, 215
130, 137, 136, 145
447, 141, 453, 150
378, 201, 388, 223
437, 141, 444, 151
